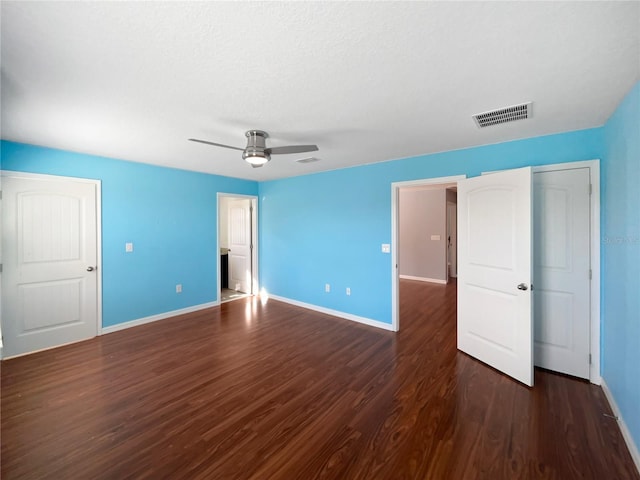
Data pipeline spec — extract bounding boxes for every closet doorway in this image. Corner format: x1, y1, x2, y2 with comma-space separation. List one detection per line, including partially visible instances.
391, 160, 601, 384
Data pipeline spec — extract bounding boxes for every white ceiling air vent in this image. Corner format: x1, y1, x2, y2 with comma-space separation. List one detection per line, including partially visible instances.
472, 102, 532, 128
296, 157, 320, 164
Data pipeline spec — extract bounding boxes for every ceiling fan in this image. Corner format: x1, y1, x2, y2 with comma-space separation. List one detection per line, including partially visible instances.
189, 130, 319, 168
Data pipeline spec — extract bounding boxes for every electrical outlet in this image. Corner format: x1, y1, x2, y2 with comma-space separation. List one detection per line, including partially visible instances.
346, 287, 351, 296
125, 242, 133, 253
325, 283, 330, 293
176, 284, 182, 293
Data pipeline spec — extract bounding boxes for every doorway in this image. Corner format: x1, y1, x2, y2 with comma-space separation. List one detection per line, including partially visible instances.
392, 175, 464, 333
217, 194, 258, 303
397, 183, 457, 285
391, 160, 600, 384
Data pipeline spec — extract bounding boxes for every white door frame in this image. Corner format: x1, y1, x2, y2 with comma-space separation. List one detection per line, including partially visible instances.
0, 170, 103, 349
446, 200, 457, 281
532, 160, 601, 384
390, 160, 600, 384
391, 175, 466, 332
217, 193, 259, 301
482, 159, 601, 383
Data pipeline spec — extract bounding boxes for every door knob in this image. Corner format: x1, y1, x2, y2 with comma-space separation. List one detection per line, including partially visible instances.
517, 283, 528, 291
87, 266, 96, 272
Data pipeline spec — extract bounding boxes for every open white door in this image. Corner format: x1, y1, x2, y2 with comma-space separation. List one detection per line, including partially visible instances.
457, 167, 533, 386
228, 199, 252, 294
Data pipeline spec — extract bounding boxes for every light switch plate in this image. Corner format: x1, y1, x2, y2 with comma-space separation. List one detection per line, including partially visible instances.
125, 242, 134, 252
381, 243, 390, 253
430, 235, 441, 241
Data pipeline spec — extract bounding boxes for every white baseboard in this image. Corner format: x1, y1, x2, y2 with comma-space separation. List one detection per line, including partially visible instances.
399, 274, 447, 285
101, 301, 219, 335
601, 378, 640, 474
267, 294, 395, 332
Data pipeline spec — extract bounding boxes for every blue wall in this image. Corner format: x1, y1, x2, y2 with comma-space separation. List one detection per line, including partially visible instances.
259, 128, 604, 323
0, 141, 258, 327
602, 81, 640, 449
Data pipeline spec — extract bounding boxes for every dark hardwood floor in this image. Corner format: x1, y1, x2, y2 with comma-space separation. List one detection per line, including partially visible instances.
2, 280, 638, 479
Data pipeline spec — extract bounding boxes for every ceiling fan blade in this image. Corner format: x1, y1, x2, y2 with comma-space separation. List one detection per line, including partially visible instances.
266, 145, 319, 155
188, 138, 245, 151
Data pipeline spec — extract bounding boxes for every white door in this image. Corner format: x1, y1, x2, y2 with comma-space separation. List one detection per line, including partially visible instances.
533, 168, 591, 379
447, 201, 457, 278
228, 199, 251, 293
457, 167, 533, 386
2, 175, 99, 358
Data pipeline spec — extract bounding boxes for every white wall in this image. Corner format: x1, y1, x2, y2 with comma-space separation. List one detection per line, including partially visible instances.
399, 187, 447, 282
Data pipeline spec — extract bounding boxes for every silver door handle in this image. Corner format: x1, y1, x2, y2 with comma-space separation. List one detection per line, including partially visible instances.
517, 283, 528, 291
87, 266, 96, 272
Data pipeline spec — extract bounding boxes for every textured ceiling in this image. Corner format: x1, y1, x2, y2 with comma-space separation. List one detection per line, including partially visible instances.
1, 1, 639, 181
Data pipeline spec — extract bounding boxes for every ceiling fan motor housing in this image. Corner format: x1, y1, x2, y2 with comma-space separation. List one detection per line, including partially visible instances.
243, 130, 271, 161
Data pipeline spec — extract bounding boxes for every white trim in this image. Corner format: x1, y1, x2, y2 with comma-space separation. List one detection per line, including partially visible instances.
1, 337, 97, 360
601, 379, 640, 474
1, 170, 99, 184
101, 301, 219, 335
0, 170, 104, 342
217, 193, 259, 303
95, 179, 104, 336
391, 175, 467, 332
446, 200, 458, 280
267, 294, 395, 332
399, 274, 447, 285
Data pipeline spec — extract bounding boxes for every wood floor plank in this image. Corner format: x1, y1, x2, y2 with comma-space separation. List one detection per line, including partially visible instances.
2, 280, 638, 479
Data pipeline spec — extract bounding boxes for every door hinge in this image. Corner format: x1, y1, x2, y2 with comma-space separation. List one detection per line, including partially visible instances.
589, 184, 593, 195
589, 269, 592, 280
0, 190, 3, 200
589, 353, 592, 364
0, 264, 3, 273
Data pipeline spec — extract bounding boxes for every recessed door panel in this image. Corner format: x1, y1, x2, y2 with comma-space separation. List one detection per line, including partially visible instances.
20, 279, 83, 332
20, 193, 81, 263
467, 188, 516, 271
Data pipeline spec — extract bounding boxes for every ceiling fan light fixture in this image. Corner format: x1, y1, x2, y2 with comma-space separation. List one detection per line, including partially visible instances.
242, 151, 270, 166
